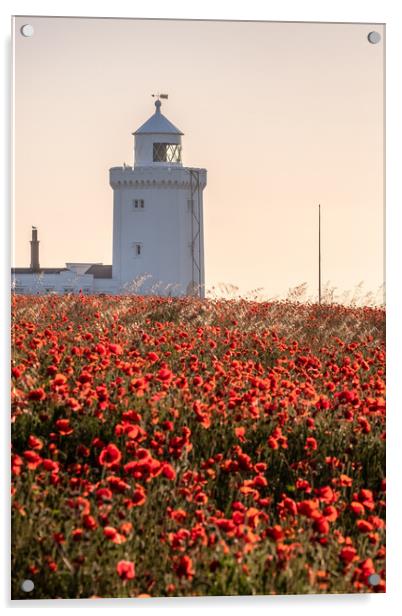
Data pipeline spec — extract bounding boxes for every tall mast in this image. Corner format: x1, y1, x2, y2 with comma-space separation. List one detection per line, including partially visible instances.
318, 204, 322, 304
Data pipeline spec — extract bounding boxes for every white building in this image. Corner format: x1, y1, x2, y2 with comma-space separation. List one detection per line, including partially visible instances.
12, 98, 207, 297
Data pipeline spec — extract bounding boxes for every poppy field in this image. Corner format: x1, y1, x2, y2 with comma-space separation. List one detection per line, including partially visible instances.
11, 294, 386, 599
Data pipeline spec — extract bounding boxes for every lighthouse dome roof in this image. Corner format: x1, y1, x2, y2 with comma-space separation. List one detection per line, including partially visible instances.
134, 100, 184, 135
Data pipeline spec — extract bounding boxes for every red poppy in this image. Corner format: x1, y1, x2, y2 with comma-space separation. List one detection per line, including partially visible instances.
313, 516, 330, 535
304, 437, 318, 452
99, 444, 122, 467
267, 525, 284, 541
23, 450, 42, 469
338, 474, 353, 487
356, 519, 374, 533
174, 555, 195, 579
116, 560, 135, 580
27, 388, 46, 401
322, 505, 338, 522
78, 371, 92, 384
52, 373, 67, 386
55, 419, 74, 436
42, 459, 59, 472
297, 499, 320, 518
83, 515, 97, 530
109, 343, 123, 355
72, 528, 84, 541
340, 546, 358, 563
161, 463, 176, 481
157, 368, 173, 382
12, 366, 23, 378
27, 435, 43, 450
267, 436, 279, 450
11, 454, 23, 476
350, 501, 365, 516
131, 485, 146, 507
104, 526, 126, 544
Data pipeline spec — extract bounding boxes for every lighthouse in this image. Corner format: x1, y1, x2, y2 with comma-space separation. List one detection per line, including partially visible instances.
110, 97, 207, 297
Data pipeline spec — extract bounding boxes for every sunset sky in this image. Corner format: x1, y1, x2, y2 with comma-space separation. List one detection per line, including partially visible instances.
13, 16, 384, 301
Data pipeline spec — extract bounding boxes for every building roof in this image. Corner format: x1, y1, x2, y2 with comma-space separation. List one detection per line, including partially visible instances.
11, 267, 69, 274
84, 264, 113, 279
11, 264, 113, 279
134, 100, 183, 136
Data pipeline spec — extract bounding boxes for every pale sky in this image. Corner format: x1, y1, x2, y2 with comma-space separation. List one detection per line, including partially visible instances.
13, 17, 384, 301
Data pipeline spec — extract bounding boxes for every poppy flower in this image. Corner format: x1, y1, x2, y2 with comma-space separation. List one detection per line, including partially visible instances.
27, 388, 46, 401
322, 505, 338, 522
116, 560, 135, 580
297, 500, 320, 518
78, 371, 92, 384
161, 463, 176, 480
174, 555, 195, 579
305, 437, 318, 452
313, 516, 330, 535
350, 501, 365, 516
42, 459, 59, 472
83, 515, 97, 530
157, 368, 173, 382
52, 373, 67, 386
72, 528, 84, 541
109, 343, 123, 355
338, 474, 353, 487
27, 435, 43, 450
11, 454, 23, 476
99, 444, 122, 467
267, 525, 284, 541
169, 509, 187, 523
55, 419, 74, 436
340, 546, 358, 563
23, 450, 42, 469
267, 436, 279, 450
131, 485, 146, 507
356, 519, 374, 533
12, 366, 23, 379
232, 510, 245, 525
104, 526, 126, 544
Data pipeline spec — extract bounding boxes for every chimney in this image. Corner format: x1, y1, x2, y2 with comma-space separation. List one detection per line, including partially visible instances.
30, 227, 40, 272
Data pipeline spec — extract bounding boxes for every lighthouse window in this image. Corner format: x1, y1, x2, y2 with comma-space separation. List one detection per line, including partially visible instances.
133, 243, 143, 257
133, 199, 145, 209
153, 143, 182, 163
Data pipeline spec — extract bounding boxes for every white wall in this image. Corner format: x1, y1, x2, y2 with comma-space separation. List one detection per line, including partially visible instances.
134, 132, 182, 168
110, 165, 207, 296
11, 271, 96, 294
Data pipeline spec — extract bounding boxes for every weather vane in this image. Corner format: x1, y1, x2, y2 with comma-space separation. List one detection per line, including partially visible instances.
151, 92, 168, 100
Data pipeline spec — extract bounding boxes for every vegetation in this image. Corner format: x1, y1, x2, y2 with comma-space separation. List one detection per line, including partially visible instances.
11, 294, 385, 598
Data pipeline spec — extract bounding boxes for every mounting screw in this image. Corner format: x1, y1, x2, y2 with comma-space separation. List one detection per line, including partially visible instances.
367, 31, 381, 44
368, 573, 381, 586
21, 579, 34, 592
20, 24, 34, 37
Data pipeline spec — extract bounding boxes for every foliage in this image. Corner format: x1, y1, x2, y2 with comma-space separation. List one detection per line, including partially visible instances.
11, 294, 385, 598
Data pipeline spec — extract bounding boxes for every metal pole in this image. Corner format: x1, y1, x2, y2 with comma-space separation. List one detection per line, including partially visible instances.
186, 168, 202, 298
318, 204, 322, 304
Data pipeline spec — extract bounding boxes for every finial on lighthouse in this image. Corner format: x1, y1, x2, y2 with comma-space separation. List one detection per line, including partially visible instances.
152, 92, 168, 113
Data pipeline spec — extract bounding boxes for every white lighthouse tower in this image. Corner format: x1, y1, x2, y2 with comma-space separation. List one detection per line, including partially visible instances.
110, 97, 207, 297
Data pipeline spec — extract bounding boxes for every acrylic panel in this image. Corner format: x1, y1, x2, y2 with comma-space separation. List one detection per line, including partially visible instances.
11, 16, 385, 599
